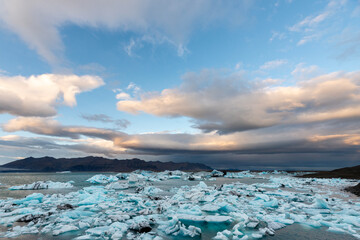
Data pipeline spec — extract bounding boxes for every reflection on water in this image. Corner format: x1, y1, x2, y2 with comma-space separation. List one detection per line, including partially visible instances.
0, 172, 94, 199
264, 224, 358, 240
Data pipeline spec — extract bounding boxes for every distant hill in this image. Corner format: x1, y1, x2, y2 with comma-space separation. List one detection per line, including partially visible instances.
0, 156, 212, 172
300, 165, 360, 179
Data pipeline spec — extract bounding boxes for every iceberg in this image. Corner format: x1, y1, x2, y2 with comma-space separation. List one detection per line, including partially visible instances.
9, 181, 73, 190
138, 186, 163, 195
224, 171, 255, 178
176, 214, 232, 223
313, 196, 330, 209
86, 174, 118, 184
5, 225, 39, 238
53, 224, 79, 235
116, 172, 129, 180
13, 193, 44, 205
159, 216, 201, 237
56, 171, 71, 174
211, 169, 224, 177
105, 182, 129, 190
128, 174, 139, 184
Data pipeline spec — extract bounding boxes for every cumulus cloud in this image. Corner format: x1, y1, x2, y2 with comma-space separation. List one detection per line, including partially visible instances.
117, 69, 360, 134
0, 74, 104, 117
0, 0, 252, 65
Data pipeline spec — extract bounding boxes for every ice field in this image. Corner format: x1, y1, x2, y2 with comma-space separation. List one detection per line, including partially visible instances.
0, 170, 359, 239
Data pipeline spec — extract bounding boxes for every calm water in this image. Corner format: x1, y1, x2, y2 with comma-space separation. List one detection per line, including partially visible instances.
0, 172, 357, 240
0, 172, 267, 199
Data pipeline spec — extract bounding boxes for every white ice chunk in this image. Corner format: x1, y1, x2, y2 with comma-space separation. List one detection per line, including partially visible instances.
128, 174, 139, 184
86, 174, 118, 184
201, 204, 221, 212
176, 214, 232, 223
159, 217, 201, 237
213, 231, 229, 240
211, 170, 224, 177
141, 186, 163, 195
105, 182, 129, 190
225, 171, 255, 178
53, 224, 79, 235
116, 173, 129, 180
5, 225, 39, 237
9, 181, 73, 190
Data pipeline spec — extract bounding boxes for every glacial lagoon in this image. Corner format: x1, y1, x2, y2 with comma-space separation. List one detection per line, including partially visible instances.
0, 171, 359, 239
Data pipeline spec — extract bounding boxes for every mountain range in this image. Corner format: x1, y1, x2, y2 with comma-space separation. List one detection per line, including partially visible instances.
0, 156, 212, 172
300, 165, 360, 179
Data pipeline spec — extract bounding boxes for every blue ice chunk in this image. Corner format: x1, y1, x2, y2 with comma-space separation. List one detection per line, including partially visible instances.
53, 225, 79, 236
13, 193, 44, 205
60, 210, 94, 219
263, 199, 278, 208
314, 197, 329, 209
159, 216, 201, 237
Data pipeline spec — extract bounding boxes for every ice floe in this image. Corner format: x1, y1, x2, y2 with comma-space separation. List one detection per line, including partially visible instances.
9, 181, 74, 190
56, 171, 72, 174
105, 182, 129, 190
86, 174, 118, 184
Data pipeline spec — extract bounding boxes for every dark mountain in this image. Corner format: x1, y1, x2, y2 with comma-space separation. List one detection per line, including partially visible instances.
0, 156, 212, 172
345, 183, 360, 197
300, 165, 360, 179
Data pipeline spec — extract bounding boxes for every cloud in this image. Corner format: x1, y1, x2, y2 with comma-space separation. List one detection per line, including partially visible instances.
269, 31, 286, 42
335, 28, 360, 60
81, 113, 130, 129
0, 135, 130, 164
0, 69, 8, 75
123, 34, 190, 57
2, 115, 360, 169
81, 114, 114, 123
0, 0, 252, 65
116, 92, 131, 100
291, 63, 321, 80
289, 0, 347, 45
259, 59, 287, 70
289, 12, 330, 32
0, 74, 104, 117
124, 38, 137, 57
126, 82, 141, 92
117, 69, 360, 134
297, 34, 321, 46
2, 117, 128, 141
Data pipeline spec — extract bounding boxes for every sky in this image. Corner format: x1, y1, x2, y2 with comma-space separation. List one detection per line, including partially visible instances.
0, 0, 360, 170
